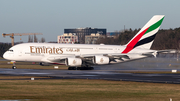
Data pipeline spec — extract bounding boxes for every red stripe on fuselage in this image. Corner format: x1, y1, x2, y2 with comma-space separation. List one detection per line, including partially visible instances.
121, 27, 149, 53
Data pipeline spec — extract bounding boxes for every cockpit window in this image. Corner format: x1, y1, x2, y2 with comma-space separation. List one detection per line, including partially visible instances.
8, 50, 13, 52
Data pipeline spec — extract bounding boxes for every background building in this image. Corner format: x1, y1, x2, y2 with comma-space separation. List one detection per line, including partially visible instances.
64, 27, 106, 44
85, 33, 105, 44
106, 32, 121, 38
57, 33, 78, 44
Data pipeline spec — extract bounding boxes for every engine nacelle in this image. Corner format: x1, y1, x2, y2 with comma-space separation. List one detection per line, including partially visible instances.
93, 56, 110, 65
65, 58, 82, 66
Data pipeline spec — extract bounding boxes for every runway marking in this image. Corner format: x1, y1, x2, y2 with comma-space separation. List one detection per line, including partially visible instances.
81, 75, 98, 76
22, 73, 50, 74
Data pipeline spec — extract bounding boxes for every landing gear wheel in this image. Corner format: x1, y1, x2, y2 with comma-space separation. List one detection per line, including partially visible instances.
12, 66, 16, 69
86, 67, 94, 70
68, 67, 77, 70
73, 67, 77, 70
68, 67, 94, 70
68, 67, 72, 70
77, 67, 94, 70
89, 67, 94, 70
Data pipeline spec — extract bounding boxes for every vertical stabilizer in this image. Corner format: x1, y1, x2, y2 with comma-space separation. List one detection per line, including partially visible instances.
122, 15, 165, 53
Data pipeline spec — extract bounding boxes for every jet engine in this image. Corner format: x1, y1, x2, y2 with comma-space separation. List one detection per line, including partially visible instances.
93, 56, 110, 65
65, 58, 82, 66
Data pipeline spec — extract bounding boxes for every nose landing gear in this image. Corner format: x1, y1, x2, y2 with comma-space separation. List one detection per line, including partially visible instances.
10, 61, 16, 69
12, 66, 16, 69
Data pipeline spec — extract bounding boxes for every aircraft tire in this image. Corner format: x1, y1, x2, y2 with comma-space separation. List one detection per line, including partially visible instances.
68, 67, 72, 70
90, 67, 94, 70
12, 66, 16, 69
79, 67, 94, 70
80, 67, 86, 70
73, 67, 77, 70
77, 67, 81, 70
68, 67, 94, 70
68, 67, 77, 70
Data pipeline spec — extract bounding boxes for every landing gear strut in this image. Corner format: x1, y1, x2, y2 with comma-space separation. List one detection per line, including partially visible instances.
68, 67, 94, 70
12, 62, 16, 69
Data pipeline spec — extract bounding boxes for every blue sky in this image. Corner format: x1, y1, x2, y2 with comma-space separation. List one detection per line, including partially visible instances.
0, 0, 180, 43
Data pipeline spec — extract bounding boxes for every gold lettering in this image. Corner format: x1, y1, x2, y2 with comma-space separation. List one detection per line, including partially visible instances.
46, 48, 48, 53
36, 47, 43, 53
48, 48, 52, 54
77, 48, 80, 52
60, 48, 63, 54
53, 47, 55, 54
100, 58, 104, 63
30, 46, 64, 54
30, 46, 35, 53
66, 48, 80, 52
56, 48, 59, 54
43, 46, 45, 53
70, 48, 73, 52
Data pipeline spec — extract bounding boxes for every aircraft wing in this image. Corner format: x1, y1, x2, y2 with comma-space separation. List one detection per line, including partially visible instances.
44, 53, 131, 65
80, 53, 131, 63
142, 49, 176, 57
45, 56, 67, 64
157, 49, 176, 53
43, 51, 163, 65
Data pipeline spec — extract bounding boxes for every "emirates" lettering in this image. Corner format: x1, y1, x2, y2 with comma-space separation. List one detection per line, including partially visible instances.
30, 46, 63, 54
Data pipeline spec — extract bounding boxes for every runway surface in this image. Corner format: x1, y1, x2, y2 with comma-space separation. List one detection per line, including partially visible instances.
1, 68, 180, 84
1, 54, 180, 84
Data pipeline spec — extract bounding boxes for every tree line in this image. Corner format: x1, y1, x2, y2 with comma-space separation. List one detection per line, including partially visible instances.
0, 43, 11, 58
97, 27, 180, 50
28, 35, 45, 43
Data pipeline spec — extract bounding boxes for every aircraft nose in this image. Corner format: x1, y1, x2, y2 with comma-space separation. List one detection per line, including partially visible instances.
3, 52, 8, 60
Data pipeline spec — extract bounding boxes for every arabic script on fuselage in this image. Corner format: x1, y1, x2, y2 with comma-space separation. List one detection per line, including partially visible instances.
66, 48, 80, 52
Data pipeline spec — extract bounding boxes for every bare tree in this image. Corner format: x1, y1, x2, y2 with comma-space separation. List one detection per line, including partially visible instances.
28, 35, 33, 42
34, 35, 38, 42
40, 37, 46, 43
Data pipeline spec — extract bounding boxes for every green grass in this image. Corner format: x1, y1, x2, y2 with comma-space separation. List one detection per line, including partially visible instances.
0, 79, 180, 101
1, 59, 180, 100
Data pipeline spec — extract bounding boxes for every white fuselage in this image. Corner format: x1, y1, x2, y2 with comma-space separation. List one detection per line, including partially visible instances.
3, 43, 155, 65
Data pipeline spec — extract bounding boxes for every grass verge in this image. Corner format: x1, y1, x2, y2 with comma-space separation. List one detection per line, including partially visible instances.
0, 79, 180, 101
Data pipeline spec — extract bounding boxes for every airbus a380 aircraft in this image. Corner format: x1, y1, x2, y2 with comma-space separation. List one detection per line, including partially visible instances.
3, 15, 165, 70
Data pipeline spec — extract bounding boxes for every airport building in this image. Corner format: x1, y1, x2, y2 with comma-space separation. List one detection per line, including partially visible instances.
106, 32, 121, 38
57, 33, 78, 44
85, 33, 105, 44
64, 27, 106, 44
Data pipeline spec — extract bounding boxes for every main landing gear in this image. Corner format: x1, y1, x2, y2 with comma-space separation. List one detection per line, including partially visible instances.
68, 67, 94, 70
